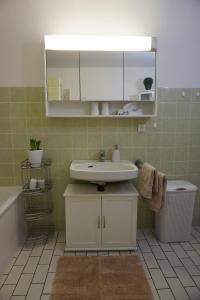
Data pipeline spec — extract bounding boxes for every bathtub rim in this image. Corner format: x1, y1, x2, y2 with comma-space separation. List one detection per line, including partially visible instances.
0, 186, 22, 217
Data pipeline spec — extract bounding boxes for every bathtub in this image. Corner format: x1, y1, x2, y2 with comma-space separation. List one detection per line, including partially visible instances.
0, 186, 25, 275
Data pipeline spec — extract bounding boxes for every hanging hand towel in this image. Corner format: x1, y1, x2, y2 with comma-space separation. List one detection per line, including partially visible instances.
137, 163, 158, 199
147, 172, 167, 212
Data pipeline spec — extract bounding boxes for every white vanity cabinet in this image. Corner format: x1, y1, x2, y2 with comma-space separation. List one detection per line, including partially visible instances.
65, 195, 101, 249
64, 183, 138, 251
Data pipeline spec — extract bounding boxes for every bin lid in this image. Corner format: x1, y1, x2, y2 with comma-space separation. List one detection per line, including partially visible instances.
167, 180, 198, 192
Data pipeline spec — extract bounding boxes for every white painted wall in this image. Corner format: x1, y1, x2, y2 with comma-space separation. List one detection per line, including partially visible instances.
0, 0, 200, 87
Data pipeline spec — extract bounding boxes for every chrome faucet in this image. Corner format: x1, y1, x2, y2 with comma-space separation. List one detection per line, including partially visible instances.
99, 150, 105, 162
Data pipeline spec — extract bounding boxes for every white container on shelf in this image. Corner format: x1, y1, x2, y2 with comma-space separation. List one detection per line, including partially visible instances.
91, 102, 99, 115
29, 179, 37, 190
101, 102, 109, 115
28, 150, 43, 167
38, 179, 45, 189
139, 90, 155, 101
112, 145, 120, 162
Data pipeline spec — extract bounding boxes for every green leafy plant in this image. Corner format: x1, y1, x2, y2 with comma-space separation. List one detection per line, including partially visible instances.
30, 138, 41, 150
143, 77, 153, 90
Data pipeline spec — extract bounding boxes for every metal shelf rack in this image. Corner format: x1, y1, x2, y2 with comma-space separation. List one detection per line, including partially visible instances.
20, 159, 54, 245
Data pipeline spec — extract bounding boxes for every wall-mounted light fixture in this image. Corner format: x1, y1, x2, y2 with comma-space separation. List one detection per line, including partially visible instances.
44, 35, 152, 51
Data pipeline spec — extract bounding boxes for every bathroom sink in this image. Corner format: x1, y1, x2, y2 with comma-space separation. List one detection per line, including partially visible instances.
70, 160, 138, 184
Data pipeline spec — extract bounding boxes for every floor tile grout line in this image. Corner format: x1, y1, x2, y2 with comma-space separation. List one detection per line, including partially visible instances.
190, 243, 200, 259
0, 274, 7, 289
40, 236, 57, 296
159, 281, 177, 300
9, 261, 27, 298
148, 264, 170, 290
168, 266, 198, 297
27, 238, 57, 297
24, 254, 41, 293
140, 229, 167, 291
12, 237, 54, 297
185, 287, 200, 300
157, 251, 188, 290
163, 251, 183, 267
10, 244, 41, 297
2, 258, 15, 280
3, 250, 21, 279
4, 258, 26, 286
173, 264, 197, 288
186, 250, 200, 267
148, 278, 161, 300
155, 285, 194, 290
167, 254, 200, 293
141, 229, 190, 294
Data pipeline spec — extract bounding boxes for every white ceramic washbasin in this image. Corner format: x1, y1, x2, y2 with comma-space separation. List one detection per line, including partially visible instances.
70, 160, 138, 184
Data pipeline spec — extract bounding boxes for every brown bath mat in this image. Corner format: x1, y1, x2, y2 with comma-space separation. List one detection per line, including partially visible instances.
50, 255, 153, 300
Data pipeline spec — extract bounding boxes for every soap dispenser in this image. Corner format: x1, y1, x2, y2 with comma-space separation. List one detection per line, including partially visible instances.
112, 145, 120, 162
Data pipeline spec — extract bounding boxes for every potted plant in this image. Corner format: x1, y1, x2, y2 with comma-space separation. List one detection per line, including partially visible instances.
28, 138, 43, 167
143, 77, 153, 90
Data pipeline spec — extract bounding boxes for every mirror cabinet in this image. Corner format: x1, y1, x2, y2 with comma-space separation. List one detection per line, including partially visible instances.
45, 40, 156, 117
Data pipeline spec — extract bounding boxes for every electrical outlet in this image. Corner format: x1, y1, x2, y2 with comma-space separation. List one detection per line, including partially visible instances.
138, 124, 146, 133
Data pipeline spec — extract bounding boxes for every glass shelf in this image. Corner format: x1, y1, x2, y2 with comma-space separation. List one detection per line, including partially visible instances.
21, 159, 51, 169
25, 208, 53, 221
22, 182, 52, 195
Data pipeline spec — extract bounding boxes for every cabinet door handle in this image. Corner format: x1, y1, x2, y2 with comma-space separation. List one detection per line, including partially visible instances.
97, 216, 100, 228
103, 216, 106, 228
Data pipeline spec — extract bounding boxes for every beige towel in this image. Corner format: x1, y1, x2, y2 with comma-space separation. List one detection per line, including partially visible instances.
137, 163, 158, 199
147, 172, 167, 212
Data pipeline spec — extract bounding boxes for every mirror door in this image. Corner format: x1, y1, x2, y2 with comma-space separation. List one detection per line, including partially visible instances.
46, 50, 80, 101
45, 50, 156, 103
124, 52, 156, 101
80, 51, 123, 101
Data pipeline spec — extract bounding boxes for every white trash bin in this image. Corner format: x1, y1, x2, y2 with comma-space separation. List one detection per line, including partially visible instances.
155, 180, 198, 243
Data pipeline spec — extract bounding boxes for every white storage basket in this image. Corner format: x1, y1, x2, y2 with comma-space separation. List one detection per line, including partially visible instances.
156, 180, 198, 243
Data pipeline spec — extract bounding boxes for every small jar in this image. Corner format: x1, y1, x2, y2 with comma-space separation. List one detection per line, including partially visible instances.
38, 179, 45, 190
91, 102, 99, 115
101, 102, 109, 115
29, 178, 37, 190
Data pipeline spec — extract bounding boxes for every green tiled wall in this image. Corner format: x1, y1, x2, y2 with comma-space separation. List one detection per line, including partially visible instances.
0, 87, 200, 230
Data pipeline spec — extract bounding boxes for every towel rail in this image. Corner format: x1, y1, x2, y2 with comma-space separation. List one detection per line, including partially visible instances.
135, 160, 143, 169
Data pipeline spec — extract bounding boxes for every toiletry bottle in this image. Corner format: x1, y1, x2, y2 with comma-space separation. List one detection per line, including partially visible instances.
91, 102, 99, 115
112, 145, 120, 162
101, 102, 109, 115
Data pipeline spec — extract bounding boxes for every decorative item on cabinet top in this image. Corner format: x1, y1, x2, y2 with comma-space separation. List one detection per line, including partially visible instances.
44, 35, 157, 117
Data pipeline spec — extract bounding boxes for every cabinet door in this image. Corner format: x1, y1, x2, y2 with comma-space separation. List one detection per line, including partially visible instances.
65, 196, 101, 249
80, 51, 123, 101
101, 196, 137, 248
124, 51, 156, 101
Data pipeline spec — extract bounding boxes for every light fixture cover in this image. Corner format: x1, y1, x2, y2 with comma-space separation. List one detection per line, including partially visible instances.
44, 35, 152, 51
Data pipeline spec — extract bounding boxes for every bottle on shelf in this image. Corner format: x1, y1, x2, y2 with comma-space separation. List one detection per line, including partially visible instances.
112, 145, 120, 162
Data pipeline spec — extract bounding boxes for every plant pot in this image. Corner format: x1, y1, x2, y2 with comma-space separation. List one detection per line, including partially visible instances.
28, 150, 43, 167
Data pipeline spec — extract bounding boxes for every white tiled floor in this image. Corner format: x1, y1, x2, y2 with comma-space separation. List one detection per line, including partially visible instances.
2, 228, 200, 299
